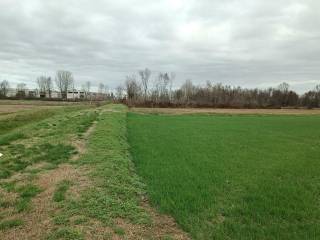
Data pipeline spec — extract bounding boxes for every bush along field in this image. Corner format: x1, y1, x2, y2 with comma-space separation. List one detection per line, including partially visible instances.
0, 104, 188, 240
127, 112, 320, 240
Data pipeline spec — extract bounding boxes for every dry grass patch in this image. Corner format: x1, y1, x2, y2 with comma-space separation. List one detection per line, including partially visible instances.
0, 164, 91, 240
112, 199, 190, 240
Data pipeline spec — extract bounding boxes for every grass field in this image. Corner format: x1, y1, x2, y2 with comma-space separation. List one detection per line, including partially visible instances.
128, 113, 320, 239
1, 101, 320, 239
0, 102, 187, 239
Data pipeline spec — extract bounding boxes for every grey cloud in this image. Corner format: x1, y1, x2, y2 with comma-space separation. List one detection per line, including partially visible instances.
0, 0, 319, 93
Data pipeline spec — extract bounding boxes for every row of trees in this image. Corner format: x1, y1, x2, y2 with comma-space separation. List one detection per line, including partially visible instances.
122, 68, 320, 108
1, 68, 320, 108
0, 70, 110, 100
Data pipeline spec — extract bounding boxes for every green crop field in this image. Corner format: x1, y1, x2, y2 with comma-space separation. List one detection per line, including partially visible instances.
128, 113, 320, 239
1, 101, 320, 239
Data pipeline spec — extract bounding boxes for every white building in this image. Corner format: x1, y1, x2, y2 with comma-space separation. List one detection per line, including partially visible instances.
67, 90, 85, 100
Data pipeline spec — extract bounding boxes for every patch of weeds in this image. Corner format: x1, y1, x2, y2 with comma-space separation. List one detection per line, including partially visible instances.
15, 184, 42, 212
47, 227, 84, 240
0, 109, 62, 136
53, 214, 70, 225
113, 226, 125, 236
0, 219, 23, 231
0, 182, 16, 192
0, 168, 11, 179
7, 158, 30, 172
0, 132, 25, 146
162, 235, 174, 240
72, 216, 88, 225
53, 180, 72, 202
15, 198, 30, 213
34, 143, 75, 165
17, 184, 42, 198
24, 167, 42, 175
1, 143, 75, 181
76, 112, 98, 135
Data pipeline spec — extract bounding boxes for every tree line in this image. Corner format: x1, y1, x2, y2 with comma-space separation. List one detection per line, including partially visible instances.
121, 68, 320, 109
1, 68, 320, 108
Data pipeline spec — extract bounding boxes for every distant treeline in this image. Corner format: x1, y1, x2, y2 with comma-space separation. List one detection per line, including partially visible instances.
121, 68, 320, 109
1, 68, 320, 108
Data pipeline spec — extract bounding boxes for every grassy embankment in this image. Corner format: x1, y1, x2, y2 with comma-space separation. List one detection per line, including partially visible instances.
128, 112, 320, 239
0, 104, 162, 239
0, 104, 98, 236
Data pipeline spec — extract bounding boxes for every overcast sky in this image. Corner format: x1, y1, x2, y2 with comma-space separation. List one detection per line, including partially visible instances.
0, 0, 319, 92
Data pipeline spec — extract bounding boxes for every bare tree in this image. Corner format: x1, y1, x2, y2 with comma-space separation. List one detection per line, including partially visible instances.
98, 83, 103, 100
278, 82, 289, 93
169, 72, 175, 101
156, 72, 174, 103
55, 70, 74, 99
0, 80, 10, 98
138, 68, 151, 102
36, 76, 53, 98
82, 81, 91, 99
98, 83, 108, 100
116, 85, 124, 100
104, 84, 109, 97
125, 75, 140, 101
181, 79, 194, 103
37, 76, 48, 96
45, 77, 53, 98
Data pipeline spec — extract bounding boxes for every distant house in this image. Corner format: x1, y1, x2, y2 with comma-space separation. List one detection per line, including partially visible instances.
39, 91, 61, 99
67, 90, 85, 100
6, 88, 17, 97
39, 91, 46, 98
51, 91, 61, 98
28, 90, 37, 98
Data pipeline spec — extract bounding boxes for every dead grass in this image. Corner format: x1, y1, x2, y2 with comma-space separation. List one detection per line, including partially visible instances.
131, 107, 320, 115
0, 104, 64, 115
0, 100, 87, 106
0, 164, 91, 240
110, 199, 190, 240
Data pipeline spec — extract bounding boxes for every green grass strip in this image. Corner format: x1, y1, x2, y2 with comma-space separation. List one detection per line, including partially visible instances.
0, 219, 23, 231
53, 180, 72, 202
65, 105, 150, 225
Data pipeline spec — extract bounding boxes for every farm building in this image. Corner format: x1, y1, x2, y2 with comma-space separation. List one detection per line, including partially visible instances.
67, 90, 85, 99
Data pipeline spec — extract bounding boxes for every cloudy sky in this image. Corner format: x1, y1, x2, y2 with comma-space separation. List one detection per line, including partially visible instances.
0, 0, 319, 92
